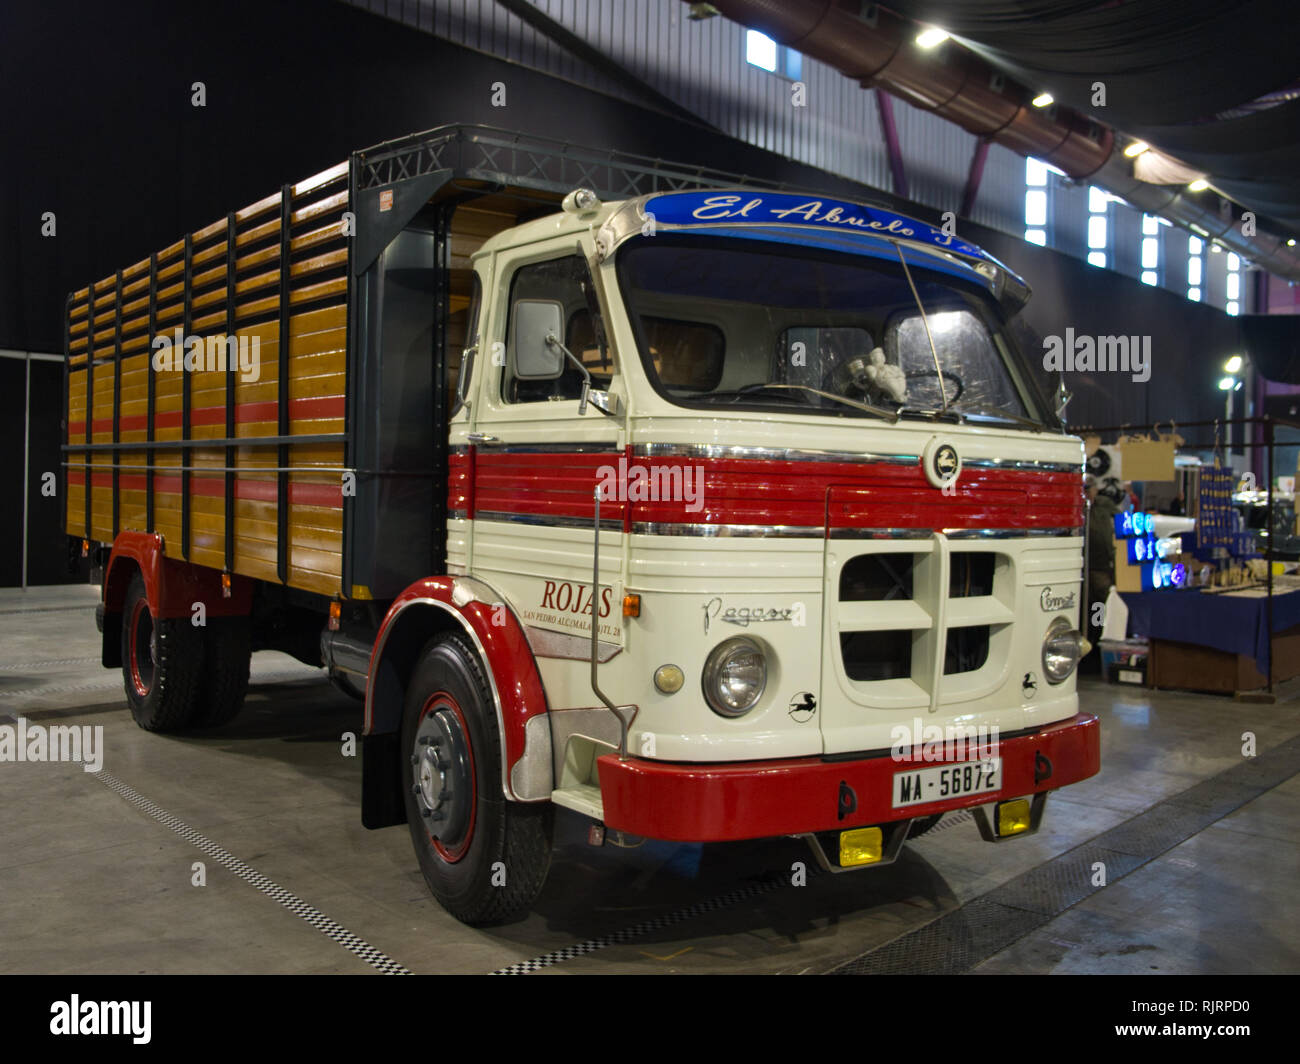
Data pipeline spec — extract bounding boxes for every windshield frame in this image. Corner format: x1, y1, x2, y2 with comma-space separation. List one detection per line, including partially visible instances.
614, 233, 1059, 431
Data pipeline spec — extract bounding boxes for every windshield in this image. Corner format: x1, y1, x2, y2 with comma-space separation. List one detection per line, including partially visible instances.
617, 237, 1045, 426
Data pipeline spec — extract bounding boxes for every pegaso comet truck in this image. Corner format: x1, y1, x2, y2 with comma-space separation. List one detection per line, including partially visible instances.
64, 124, 1099, 924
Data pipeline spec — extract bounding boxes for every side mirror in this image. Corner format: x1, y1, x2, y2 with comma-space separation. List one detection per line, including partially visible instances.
512, 300, 565, 379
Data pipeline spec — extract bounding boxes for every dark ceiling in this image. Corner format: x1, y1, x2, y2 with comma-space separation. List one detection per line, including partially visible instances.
883, 0, 1300, 227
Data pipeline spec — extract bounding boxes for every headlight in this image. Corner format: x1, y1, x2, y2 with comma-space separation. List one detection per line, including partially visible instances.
702, 636, 767, 717
1041, 617, 1081, 683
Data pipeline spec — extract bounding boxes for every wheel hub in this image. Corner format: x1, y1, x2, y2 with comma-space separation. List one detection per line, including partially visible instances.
412, 702, 472, 851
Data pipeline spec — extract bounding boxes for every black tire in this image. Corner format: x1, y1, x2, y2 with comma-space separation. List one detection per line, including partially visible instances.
120, 571, 205, 732
907, 814, 944, 839
195, 616, 251, 728
401, 632, 553, 925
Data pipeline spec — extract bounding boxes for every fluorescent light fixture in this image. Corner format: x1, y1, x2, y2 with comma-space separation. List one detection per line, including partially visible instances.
1187, 178, 1210, 192
1218, 377, 1235, 391
1124, 141, 1150, 158
1031, 92, 1054, 108
916, 27, 949, 48
1289, 238, 1297, 247
1224, 355, 1243, 373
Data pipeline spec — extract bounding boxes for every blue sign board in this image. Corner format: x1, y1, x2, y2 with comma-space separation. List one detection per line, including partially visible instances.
643, 191, 997, 266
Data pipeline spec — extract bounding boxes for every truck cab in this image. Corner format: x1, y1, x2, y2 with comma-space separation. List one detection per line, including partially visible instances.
375, 185, 1098, 919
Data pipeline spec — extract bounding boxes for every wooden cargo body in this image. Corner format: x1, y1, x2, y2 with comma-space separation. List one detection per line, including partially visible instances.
64, 163, 351, 597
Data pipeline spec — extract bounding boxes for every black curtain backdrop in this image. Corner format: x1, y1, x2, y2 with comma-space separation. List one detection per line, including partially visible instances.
0, 0, 1283, 580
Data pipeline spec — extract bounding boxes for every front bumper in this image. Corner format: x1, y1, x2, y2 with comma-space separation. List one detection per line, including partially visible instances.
597, 712, 1100, 842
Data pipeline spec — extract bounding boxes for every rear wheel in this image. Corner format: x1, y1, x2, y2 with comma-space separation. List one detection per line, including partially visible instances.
401, 632, 553, 925
195, 617, 251, 727
120, 572, 205, 732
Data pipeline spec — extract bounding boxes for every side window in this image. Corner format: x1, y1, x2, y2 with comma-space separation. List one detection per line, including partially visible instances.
502, 255, 611, 403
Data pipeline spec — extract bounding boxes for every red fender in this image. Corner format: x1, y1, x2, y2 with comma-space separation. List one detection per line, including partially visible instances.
103, 531, 253, 619
366, 576, 548, 802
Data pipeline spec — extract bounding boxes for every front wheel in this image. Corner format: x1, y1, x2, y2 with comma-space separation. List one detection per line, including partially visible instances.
401, 632, 553, 925
120, 572, 205, 732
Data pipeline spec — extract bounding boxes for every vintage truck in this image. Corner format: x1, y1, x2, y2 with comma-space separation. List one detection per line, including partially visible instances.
65, 124, 1098, 924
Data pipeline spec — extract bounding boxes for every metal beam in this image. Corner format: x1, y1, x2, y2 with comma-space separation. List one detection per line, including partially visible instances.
492, 0, 716, 132
875, 89, 908, 201
960, 137, 990, 219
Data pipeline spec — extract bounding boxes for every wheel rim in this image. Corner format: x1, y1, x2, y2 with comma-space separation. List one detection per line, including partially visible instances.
127, 597, 156, 698
413, 692, 476, 862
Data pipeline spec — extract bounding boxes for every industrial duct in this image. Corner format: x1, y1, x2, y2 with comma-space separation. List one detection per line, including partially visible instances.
698, 0, 1300, 282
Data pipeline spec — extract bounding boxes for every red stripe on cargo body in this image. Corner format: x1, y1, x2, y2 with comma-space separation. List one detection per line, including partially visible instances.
465, 451, 1082, 530
68, 395, 345, 437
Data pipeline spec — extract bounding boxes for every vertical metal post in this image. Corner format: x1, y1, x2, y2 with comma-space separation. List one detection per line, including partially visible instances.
590, 487, 627, 759
112, 269, 123, 539
181, 234, 193, 560
225, 212, 237, 574
146, 252, 157, 534
1266, 417, 1274, 694
22, 352, 31, 590
276, 185, 291, 584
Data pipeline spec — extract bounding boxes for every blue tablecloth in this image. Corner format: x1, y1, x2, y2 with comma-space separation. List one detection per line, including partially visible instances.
1120, 588, 1300, 677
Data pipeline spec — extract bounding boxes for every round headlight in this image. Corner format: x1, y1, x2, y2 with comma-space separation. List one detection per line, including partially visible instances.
702, 636, 767, 717
1041, 617, 1081, 683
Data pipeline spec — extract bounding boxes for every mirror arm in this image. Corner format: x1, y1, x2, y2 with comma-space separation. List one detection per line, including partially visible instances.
546, 333, 615, 418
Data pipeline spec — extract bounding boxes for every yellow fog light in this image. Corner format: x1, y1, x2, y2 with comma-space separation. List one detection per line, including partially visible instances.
654, 664, 684, 694
839, 826, 883, 867
996, 798, 1032, 836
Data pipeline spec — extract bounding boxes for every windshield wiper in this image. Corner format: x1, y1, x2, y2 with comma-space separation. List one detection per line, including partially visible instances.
717, 383, 900, 423
897, 406, 961, 423
957, 406, 1045, 432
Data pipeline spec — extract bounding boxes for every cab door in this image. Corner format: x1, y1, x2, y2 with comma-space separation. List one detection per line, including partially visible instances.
464, 238, 626, 651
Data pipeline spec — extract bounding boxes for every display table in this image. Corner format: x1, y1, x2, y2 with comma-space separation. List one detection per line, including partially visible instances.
1120, 586, 1300, 694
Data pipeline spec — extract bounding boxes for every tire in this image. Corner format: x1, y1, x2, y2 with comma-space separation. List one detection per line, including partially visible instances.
401, 632, 553, 925
120, 571, 205, 732
907, 814, 944, 839
195, 617, 251, 728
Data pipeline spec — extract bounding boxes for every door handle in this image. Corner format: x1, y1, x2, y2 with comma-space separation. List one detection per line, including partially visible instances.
466, 432, 498, 443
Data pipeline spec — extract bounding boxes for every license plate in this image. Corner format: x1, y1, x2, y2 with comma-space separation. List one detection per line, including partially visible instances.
892, 758, 1002, 808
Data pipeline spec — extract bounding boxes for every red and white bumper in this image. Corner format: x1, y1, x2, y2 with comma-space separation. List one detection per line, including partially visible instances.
596, 712, 1100, 842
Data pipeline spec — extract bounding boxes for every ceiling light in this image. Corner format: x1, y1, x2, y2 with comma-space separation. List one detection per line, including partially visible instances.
916, 27, 949, 48
1224, 355, 1243, 373
1031, 93, 1054, 108
1124, 141, 1150, 158
1289, 239, 1297, 247
1218, 377, 1235, 391
1187, 178, 1210, 192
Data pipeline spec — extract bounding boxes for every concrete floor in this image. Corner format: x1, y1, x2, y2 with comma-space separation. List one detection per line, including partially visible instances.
2, 583, 1297, 975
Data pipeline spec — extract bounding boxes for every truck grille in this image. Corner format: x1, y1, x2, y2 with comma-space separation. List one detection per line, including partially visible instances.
834, 539, 1012, 706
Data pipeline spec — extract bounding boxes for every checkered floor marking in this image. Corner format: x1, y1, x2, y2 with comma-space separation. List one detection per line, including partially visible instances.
95, 771, 410, 976
491, 874, 787, 975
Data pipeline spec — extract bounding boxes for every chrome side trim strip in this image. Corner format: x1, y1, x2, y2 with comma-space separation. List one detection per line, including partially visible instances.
832, 526, 1081, 540
964, 458, 1081, 473
635, 442, 917, 465
455, 442, 620, 455
942, 526, 1083, 539
632, 521, 825, 538
475, 510, 624, 532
